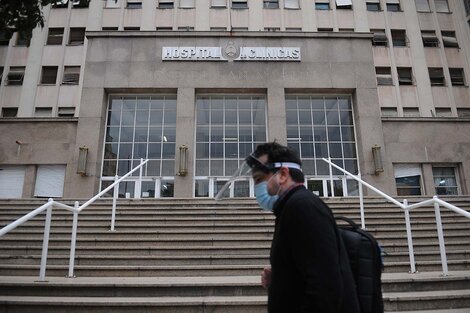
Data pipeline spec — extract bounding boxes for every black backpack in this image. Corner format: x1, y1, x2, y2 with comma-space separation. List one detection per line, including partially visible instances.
336, 216, 384, 313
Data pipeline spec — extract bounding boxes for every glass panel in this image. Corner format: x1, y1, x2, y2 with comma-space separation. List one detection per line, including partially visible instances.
150, 110, 163, 125
346, 180, 359, 196
110, 98, 123, 111
104, 143, 118, 159
148, 126, 163, 142
308, 180, 323, 197
135, 111, 149, 126
121, 110, 135, 126
148, 143, 161, 158
134, 127, 148, 142
396, 175, 421, 196
234, 180, 250, 197
196, 160, 209, 176
162, 143, 175, 158
120, 127, 134, 142
299, 111, 312, 125
341, 126, 355, 141
225, 159, 239, 176
210, 160, 223, 176
108, 110, 121, 126
344, 159, 358, 174
106, 127, 120, 142
211, 127, 223, 141
100, 180, 114, 197
123, 98, 136, 110
211, 110, 223, 124
133, 143, 147, 159
328, 127, 342, 141
328, 143, 342, 158
239, 97, 251, 110
118, 143, 133, 159
340, 110, 353, 125
150, 98, 164, 110
239, 142, 253, 157
312, 111, 326, 124
210, 143, 224, 158
253, 127, 266, 142
326, 110, 340, 125
239, 110, 251, 124
160, 180, 174, 197
315, 143, 328, 158
327, 180, 343, 197
161, 160, 174, 176
102, 160, 117, 176
286, 110, 298, 124
302, 159, 315, 175
196, 143, 209, 158
313, 126, 327, 141
163, 127, 176, 142
141, 181, 155, 198
164, 110, 176, 124
301, 143, 314, 158
118, 181, 135, 198
225, 143, 238, 158
215, 180, 229, 197
147, 160, 161, 176
136, 98, 150, 110
316, 159, 330, 175
117, 160, 132, 176
195, 180, 209, 197
196, 126, 210, 142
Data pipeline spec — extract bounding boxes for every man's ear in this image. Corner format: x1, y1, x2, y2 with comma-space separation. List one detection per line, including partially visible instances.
278, 167, 290, 183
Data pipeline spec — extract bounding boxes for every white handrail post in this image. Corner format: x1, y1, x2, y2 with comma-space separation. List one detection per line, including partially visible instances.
39, 199, 54, 282
328, 157, 334, 197
358, 173, 365, 229
111, 175, 119, 231
433, 196, 448, 276
135, 158, 143, 199
403, 199, 417, 273
68, 201, 79, 278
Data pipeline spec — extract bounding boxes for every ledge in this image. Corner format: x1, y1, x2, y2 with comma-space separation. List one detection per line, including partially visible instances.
86, 31, 373, 40
382, 117, 470, 122
0, 117, 79, 123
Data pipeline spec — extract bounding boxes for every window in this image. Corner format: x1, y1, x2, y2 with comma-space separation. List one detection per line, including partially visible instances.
421, 30, 439, 47
449, 68, 465, 86
102, 96, 177, 198
403, 107, 420, 117
231, 27, 249, 31
102, 27, 119, 31
34, 107, 53, 117
286, 28, 302, 32
68, 28, 85, 45
265, 27, 280, 31
264, 0, 279, 8
366, 2, 381, 11
156, 27, 173, 31
16, 32, 31, 46
435, 107, 452, 117
6, 67, 25, 86
433, 167, 458, 195
47, 28, 64, 45
52, 0, 69, 8
465, 0, 470, 14
372, 30, 388, 46
1, 108, 18, 117
106, 0, 121, 8
124, 27, 140, 31
391, 29, 406, 47
376, 67, 393, 85
126, 1, 142, 8
315, 2, 330, 10
285, 0, 300, 9
41, 66, 58, 85
318, 28, 333, 32
386, 1, 401, 12
158, 0, 174, 8
429, 68, 445, 86
336, 0, 352, 9
231, 0, 248, 9
381, 107, 398, 117
285, 96, 359, 196
211, 0, 226, 7
457, 108, 470, 118
195, 95, 267, 198
442, 31, 458, 48
58, 107, 76, 117
434, 0, 450, 13
415, 0, 430, 12
0, 31, 10, 45
395, 164, 422, 196
0, 66, 3, 83
210, 27, 227, 31
72, 0, 90, 7
177, 26, 194, 31
179, 0, 195, 8
397, 67, 413, 85
62, 66, 80, 85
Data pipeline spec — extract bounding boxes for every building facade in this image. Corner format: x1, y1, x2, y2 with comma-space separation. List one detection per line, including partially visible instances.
0, 0, 469, 199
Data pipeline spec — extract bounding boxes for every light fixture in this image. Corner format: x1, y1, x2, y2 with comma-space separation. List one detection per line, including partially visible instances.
372, 144, 384, 174
177, 145, 188, 176
77, 145, 88, 176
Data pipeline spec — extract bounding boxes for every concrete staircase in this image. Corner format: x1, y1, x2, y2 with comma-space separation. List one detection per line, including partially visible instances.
0, 197, 469, 312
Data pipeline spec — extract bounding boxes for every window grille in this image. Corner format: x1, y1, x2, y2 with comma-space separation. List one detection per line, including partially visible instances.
397, 67, 413, 85
449, 68, 465, 86
41, 66, 58, 85
428, 68, 445, 86
62, 66, 81, 85
6, 67, 25, 86
376, 67, 393, 85
47, 28, 64, 45
421, 31, 439, 47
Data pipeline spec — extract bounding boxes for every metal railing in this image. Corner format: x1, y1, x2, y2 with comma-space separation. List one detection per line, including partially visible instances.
322, 157, 470, 276
0, 158, 149, 281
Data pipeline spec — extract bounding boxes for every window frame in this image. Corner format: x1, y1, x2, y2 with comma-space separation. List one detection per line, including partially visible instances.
62, 66, 81, 85
6, 66, 26, 86
391, 29, 407, 47
46, 28, 64, 45
397, 67, 413, 85
428, 67, 445, 86
263, 0, 279, 9
449, 68, 465, 86
40, 66, 58, 85
376, 67, 394, 85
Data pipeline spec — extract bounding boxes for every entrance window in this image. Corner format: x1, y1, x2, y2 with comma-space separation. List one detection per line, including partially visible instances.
101, 95, 176, 198
286, 95, 359, 197
433, 167, 458, 195
195, 95, 266, 197
394, 164, 422, 196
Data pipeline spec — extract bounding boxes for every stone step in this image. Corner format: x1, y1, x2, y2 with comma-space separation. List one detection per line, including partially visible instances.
1, 288, 469, 313
1, 259, 469, 277
1, 272, 469, 297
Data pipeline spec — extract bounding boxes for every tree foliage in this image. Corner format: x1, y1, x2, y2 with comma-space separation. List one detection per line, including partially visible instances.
0, 0, 56, 40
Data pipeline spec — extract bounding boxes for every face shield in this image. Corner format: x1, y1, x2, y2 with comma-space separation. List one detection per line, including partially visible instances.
214, 154, 269, 201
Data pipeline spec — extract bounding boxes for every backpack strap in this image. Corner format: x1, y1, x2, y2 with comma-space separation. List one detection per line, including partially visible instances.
335, 216, 359, 229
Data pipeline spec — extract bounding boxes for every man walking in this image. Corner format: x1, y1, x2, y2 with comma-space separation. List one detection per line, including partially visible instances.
247, 142, 360, 313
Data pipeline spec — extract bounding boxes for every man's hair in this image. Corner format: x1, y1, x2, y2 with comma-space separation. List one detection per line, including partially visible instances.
253, 142, 304, 183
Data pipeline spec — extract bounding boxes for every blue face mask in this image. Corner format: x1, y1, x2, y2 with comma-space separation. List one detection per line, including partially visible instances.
254, 181, 279, 211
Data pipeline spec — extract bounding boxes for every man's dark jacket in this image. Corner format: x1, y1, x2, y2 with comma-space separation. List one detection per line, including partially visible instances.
268, 185, 361, 313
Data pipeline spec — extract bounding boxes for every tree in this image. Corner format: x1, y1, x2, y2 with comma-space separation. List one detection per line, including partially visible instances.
0, 0, 57, 40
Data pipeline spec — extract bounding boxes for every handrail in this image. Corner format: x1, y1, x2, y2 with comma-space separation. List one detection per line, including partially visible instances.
0, 158, 149, 281
322, 157, 470, 276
